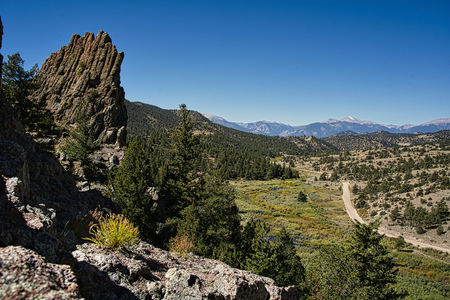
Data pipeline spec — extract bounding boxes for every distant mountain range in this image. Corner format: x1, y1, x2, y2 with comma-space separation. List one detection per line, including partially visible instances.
203, 114, 450, 138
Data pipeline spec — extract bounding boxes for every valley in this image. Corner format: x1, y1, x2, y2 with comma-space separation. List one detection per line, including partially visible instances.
1, 22, 449, 298
125, 99, 450, 298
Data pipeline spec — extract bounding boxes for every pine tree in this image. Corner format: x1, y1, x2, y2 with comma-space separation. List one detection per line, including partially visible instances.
307, 222, 398, 299
1, 52, 56, 136
243, 220, 274, 276
347, 222, 398, 299
243, 221, 305, 287
164, 104, 201, 216
270, 227, 305, 287
61, 115, 99, 167
108, 141, 157, 241
297, 191, 308, 202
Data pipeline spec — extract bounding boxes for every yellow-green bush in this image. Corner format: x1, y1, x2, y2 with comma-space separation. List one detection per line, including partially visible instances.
84, 213, 140, 249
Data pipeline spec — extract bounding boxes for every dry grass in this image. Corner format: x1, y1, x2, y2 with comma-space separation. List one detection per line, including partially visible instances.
169, 232, 195, 257
71, 206, 103, 239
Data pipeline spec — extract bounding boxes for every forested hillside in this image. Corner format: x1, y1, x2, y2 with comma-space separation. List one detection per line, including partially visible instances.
126, 100, 337, 156
126, 100, 339, 181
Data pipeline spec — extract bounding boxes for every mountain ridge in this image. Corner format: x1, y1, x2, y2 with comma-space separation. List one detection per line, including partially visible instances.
203, 114, 450, 138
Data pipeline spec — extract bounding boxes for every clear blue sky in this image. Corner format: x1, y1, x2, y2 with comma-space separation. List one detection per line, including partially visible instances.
2, 0, 449, 125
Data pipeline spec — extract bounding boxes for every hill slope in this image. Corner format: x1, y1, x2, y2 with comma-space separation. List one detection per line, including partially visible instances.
126, 101, 337, 156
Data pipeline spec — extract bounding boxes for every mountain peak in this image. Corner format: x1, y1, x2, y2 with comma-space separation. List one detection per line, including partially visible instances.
421, 118, 450, 126
341, 116, 359, 122
340, 116, 376, 125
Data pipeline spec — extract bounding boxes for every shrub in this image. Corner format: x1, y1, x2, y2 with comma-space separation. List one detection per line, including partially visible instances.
416, 226, 425, 234
71, 207, 103, 239
297, 191, 308, 202
84, 214, 140, 249
437, 225, 444, 235
169, 232, 195, 257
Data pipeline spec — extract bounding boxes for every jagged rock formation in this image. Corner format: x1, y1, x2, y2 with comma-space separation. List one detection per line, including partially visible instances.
0, 15, 114, 283
32, 30, 127, 147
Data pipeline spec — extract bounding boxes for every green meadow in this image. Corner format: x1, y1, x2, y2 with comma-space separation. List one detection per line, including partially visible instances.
232, 177, 450, 298
231, 177, 351, 248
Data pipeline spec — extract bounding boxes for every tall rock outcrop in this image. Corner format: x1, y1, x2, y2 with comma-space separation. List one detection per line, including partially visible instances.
32, 31, 127, 146
0, 19, 117, 262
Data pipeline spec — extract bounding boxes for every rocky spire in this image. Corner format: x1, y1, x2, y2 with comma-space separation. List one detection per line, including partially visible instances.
32, 31, 127, 146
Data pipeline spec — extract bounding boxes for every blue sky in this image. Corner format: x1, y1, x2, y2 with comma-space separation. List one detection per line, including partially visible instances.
1, 0, 449, 125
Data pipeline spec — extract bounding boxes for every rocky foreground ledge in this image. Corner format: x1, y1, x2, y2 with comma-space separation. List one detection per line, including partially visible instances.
0, 242, 299, 300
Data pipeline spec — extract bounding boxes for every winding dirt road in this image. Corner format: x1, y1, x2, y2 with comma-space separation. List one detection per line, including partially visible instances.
342, 182, 450, 254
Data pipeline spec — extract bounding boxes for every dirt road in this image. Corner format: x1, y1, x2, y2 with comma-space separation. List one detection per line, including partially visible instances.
342, 182, 450, 254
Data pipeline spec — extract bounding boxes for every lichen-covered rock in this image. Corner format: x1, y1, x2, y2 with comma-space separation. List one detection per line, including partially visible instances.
72, 241, 299, 300
0, 246, 82, 299
32, 31, 127, 147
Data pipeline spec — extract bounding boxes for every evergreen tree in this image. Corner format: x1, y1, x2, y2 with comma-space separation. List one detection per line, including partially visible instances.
352, 184, 360, 194
1, 52, 55, 135
307, 222, 398, 299
163, 104, 201, 216
347, 222, 398, 299
108, 141, 157, 241
179, 195, 242, 264
243, 221, 305, 287
162, 105, 243, 261
270, 227, 305, 287
437, 224, 445, 235
306, 243, 357, 299
389, 206, 401, 222
61, 115, 99, 167
243, 219, 275, 277
297, 191, 308, 202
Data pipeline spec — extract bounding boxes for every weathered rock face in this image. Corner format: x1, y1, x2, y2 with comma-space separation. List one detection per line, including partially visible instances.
32, 31, 127, 146
72, 241, 299, 300
0, 246, 82, 299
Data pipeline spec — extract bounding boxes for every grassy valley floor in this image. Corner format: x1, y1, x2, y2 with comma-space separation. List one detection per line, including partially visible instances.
231, 177, 351, 248
231, 175, 450, 299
